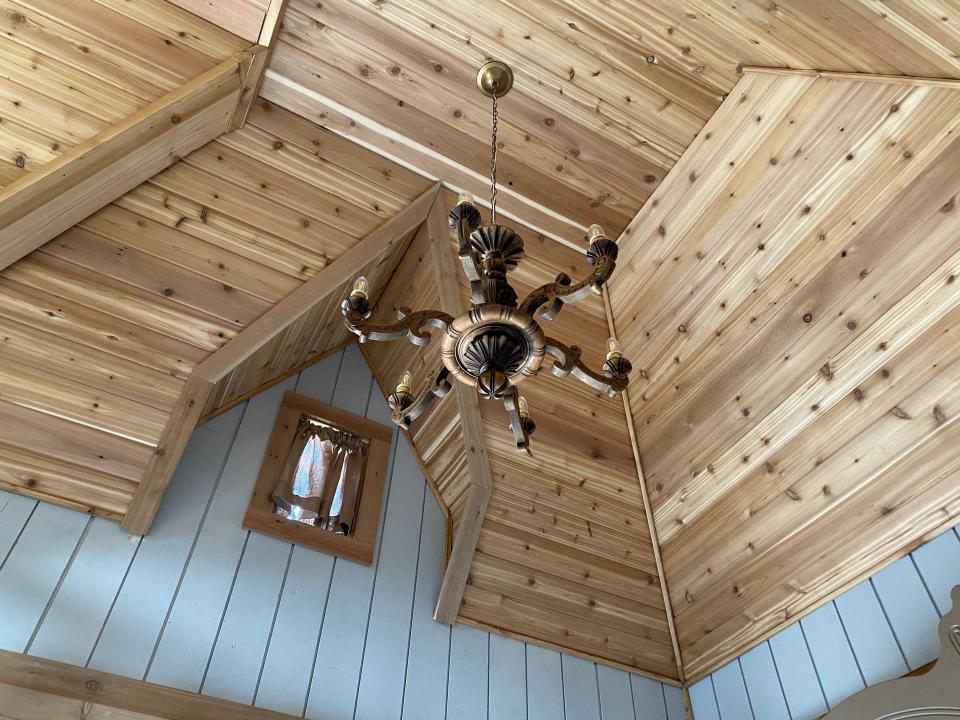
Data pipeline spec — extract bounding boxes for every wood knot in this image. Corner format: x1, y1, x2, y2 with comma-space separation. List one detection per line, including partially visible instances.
802, 312, 813, 323
170, 115, 181, 125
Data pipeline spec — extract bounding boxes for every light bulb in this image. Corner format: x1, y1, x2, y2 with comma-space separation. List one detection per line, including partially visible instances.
351, 276, 368, 298
396, 369, 413, 393
588, 224, 607, 242
518, 395, 529, 418
457, 191, 474, 206
606, 336, 622, 360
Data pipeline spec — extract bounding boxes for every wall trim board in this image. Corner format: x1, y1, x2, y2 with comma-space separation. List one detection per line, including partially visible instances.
602, 286, 685, 684
0, 649, 298, 720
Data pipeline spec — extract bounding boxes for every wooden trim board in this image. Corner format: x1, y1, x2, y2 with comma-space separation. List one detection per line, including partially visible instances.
121, 375, 215, 534
0, 52, 251, 271
742, 65, 960, 88
0, 649, 299, 720
603, 286, 685, 684
192, 183, 440, 383
423, 194, 493, 624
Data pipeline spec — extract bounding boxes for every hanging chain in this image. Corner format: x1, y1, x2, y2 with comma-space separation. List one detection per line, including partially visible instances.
490, 88, 499, 224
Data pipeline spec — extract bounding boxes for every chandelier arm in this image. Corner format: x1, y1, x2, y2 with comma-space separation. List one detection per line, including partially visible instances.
502, 386, 532, 452
517, 255, 616, 321
342, 306, 455, 347
543, 336, 629, 398
391, 365, 453, 428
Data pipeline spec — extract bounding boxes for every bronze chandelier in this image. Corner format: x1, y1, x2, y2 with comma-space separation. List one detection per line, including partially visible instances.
341, 61, 632, 451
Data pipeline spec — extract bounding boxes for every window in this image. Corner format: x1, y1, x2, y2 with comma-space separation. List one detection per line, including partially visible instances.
244, 391, 392, 564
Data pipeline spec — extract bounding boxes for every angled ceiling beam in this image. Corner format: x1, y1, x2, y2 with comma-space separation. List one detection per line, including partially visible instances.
0, 49, 257, 272
426, 193, 494, 624
193, 183, 439, 383
123, 183, 438, 535
229, 0, 288, 130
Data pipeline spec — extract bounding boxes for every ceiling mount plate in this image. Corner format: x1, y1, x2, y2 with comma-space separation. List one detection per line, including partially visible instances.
477, 60, 513, 97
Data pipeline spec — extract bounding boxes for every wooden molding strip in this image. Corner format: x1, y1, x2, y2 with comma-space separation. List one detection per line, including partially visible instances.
193, 183, 440, 383
0, 53, 249, 272
602, 287, 686, 684
121, 375, 215, 534
742, 65, 960, 88
424, 193, 494, 624
0, 649, 298, 720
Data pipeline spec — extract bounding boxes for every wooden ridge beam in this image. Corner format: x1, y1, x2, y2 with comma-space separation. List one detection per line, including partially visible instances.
193, 183, 440, 383
426, 192, 494, 624
0, 49, 255, 272
229, 0, 289, 130
0, 649, 298, 720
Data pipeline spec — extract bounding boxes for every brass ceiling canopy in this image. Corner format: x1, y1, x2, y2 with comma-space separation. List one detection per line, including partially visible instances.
342, 61, 632, 451
476, 60, 513, 98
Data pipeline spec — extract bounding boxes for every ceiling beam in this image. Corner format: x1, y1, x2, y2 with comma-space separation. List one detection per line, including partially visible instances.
425, 193, 494, 624
0, 49, 256, 272
0, 648, 298, 720
192, 183, 440, 383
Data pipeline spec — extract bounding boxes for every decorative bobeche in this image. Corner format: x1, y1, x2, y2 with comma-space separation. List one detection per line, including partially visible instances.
340, 60, 632, 451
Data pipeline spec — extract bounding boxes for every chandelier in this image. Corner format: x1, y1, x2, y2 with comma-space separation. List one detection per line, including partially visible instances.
341, 61, 632, 450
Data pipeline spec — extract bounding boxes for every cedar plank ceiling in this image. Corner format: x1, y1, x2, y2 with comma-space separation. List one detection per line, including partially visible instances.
0, 72, 431, 518
610, 71, 960, 680
3, 0, 960, 688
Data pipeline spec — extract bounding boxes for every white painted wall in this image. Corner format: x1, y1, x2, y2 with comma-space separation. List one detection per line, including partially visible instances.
0, 344, 685, 720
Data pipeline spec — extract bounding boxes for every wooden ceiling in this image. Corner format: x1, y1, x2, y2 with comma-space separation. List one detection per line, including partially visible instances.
0, 87, 431, 519
361, 189, 677, 679
4, 0, 960, 690
610, 69, 960, 680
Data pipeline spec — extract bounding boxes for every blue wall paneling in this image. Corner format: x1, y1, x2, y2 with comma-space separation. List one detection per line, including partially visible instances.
689, 524, 960, 720
0, 345, 682, 720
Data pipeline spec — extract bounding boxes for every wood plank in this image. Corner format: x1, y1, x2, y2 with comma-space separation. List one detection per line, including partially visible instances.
0, 52, 245, 270
0, 649, 302, 720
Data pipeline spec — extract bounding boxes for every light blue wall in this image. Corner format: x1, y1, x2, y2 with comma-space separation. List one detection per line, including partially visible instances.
0, 344, 685, 720
688, 523, 960, 720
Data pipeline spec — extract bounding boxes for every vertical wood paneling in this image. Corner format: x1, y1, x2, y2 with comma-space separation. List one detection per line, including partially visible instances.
911, 528, 960, 615
871, 556, 941, 670
489, 634, 527, 720
146, 378, 297, 692
690, 521, 960, 719
0, 503, 89, 652
527, 644, 565, 720
561, 654, 601, 720
88, 405, 245, 678
0, 492, 36, 564
800, 602, 865, 710
0, 345, 683, 719
631, 674, 668, 720
834, 581, 909, 686
446, 623, 489, 720
28, 518, 139, 666
711, 661, 753, 720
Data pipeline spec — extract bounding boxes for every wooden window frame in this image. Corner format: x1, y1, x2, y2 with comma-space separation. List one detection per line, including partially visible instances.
243, 391, 392, 564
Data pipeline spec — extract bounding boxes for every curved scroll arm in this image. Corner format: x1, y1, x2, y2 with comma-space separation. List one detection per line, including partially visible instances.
450, 202, 484, 305
502, 386, 534, 452
543, 335, 629, 397
517, 255, 616, 322
391, 366, 453, 428
342, 304, 454, 347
